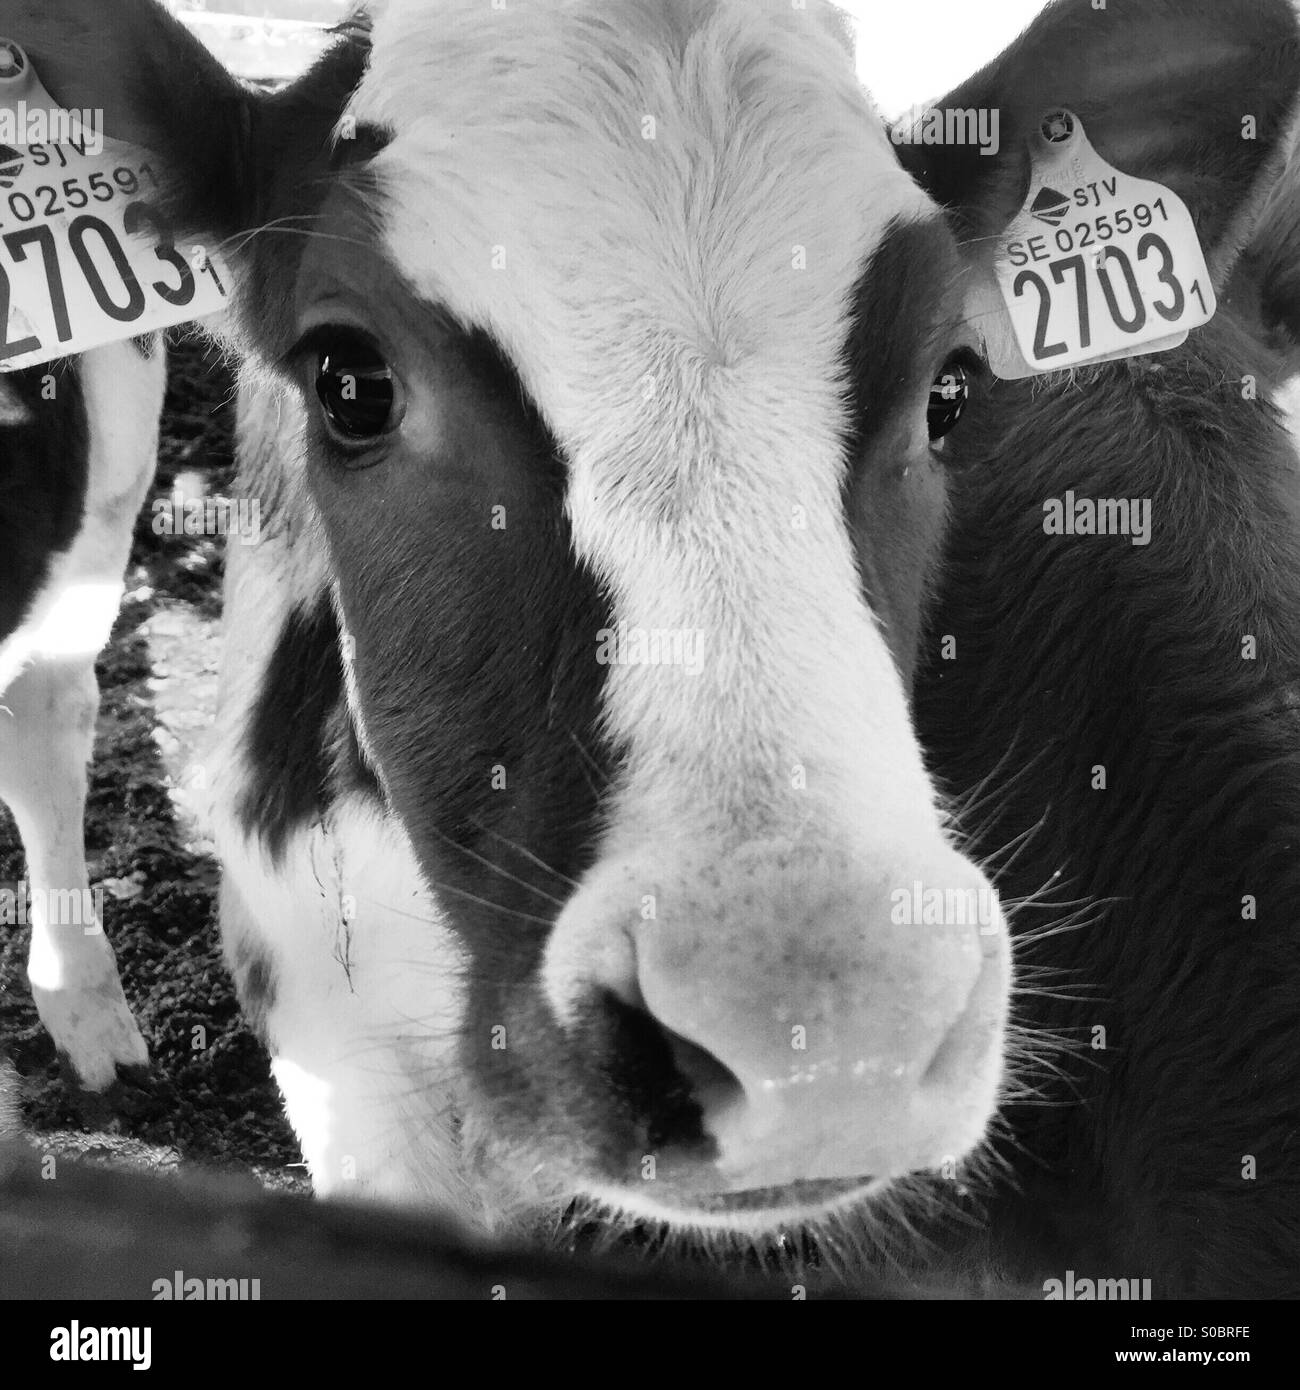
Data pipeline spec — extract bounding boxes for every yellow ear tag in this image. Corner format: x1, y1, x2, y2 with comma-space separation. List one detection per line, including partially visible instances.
0, 38, 232, 371
973, 110, 1216, 381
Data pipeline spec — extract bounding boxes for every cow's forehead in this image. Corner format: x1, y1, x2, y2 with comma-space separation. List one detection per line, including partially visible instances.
319, 0, 952, 860
343, 0, 938, 452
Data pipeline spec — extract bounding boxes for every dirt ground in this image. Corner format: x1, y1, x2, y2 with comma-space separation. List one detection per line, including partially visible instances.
0, 332, 306, 1194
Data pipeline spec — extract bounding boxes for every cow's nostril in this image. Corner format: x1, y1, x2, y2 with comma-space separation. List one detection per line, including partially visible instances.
601, 994, 739, 1156
659, 1026, 746, 1141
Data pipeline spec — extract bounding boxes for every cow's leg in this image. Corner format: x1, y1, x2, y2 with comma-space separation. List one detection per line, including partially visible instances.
0, 338, 164, 1091
0, 654, 147, 1090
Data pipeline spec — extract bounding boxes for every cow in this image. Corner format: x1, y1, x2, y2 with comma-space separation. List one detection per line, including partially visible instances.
198, 0, 1015, 1244
0, 338, 162, 1093
906, 71, 1300, 1296
8, 0, 1299, 1300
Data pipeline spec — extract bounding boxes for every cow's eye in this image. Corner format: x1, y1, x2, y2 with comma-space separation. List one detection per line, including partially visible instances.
314, 333, 404, 443
928, 357, 971, 445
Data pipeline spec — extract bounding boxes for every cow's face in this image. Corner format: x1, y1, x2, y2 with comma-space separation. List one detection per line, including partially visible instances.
18, 0, 1295, 1238
259, 0, 1006, 1227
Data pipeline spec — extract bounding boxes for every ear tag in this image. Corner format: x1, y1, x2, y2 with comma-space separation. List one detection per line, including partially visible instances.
0, 38, 232, 372
973, 110, 1216, 381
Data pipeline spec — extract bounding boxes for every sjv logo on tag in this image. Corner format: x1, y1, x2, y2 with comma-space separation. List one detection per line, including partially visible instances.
0, 38, 232, 372
975, 110, 1217, 380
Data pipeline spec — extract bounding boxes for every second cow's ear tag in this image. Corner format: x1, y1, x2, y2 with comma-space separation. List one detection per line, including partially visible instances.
0, 37, 232, 372
971, 110, 1216, 381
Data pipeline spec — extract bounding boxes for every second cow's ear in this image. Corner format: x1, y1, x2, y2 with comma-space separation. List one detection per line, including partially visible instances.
1, 0, 367, 261
3, 0, 252, 242
894, 0, 1300, 290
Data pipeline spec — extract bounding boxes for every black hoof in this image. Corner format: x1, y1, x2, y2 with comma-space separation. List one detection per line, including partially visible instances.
112, 1062, 153, 1093
56, 1053, 155, 1123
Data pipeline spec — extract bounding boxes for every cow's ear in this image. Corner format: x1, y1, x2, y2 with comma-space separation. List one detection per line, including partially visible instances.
895, 0, 1300, 287
5, 0, 371, 301
4, 0, 252, 241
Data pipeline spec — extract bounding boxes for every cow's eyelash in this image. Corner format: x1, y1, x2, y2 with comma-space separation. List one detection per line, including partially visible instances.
939, 344, 986, 379
282, 323, 385, 374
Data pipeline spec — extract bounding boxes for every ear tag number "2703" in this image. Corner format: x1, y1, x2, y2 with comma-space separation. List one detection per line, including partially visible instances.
0, 38, 232, 372
981, 110, 1216, 380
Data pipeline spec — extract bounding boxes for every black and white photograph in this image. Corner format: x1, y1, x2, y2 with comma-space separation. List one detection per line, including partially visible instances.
0, 0, 1296, 1349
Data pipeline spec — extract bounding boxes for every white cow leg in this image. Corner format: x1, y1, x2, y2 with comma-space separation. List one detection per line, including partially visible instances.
0, 654, 148, 1091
